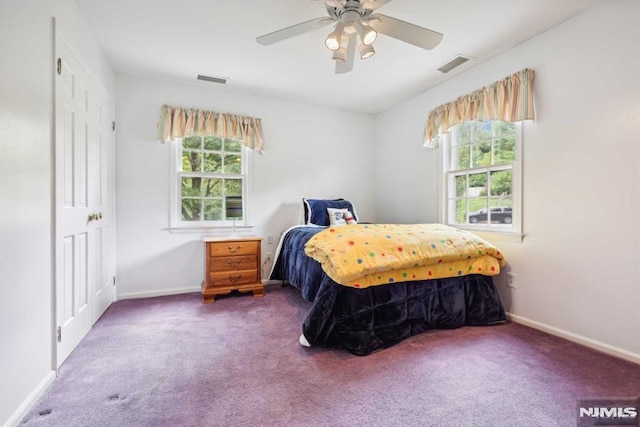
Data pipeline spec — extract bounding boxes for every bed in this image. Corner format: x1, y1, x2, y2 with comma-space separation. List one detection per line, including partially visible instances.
269, 198, 507, 356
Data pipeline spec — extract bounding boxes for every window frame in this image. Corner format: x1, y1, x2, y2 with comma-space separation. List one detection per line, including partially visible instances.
439, 120, 523, 243
168, 135, 253, 233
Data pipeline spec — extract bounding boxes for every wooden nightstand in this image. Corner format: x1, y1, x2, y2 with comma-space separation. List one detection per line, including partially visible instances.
202, 236, 264, 303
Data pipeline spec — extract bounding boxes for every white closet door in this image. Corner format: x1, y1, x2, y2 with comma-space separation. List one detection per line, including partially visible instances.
92, 95, 116, 323
55, 32, 115, 367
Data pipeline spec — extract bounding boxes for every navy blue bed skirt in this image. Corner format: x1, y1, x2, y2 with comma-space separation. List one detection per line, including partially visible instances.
270, 226, 506, 355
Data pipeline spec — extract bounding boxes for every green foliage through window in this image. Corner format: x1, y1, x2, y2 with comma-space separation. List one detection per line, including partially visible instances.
447, 121, 516, 226
179, 135, 244, 222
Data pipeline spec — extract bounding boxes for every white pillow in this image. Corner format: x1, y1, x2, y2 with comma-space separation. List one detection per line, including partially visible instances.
327, 208, 357, 226
344, 211, 357, 224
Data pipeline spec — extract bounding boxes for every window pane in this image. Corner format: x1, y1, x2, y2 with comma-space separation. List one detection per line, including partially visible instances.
203, 153, 222, 173
224, 154, 242, 174
495, 121, 516, 137
182, 136, 202, 150
468, 172, 487, 197
182, 151, 202, 172
181, 178, 203, 197
181, 199, 201, 221
204, 199, 223, 221
490, 197, 512, 209
177, 135, 246, 225
448, 199, 468, 225
489, 199, 513, 224
490, 170, 512, 196
453, 175, 467, 197
494, 136, 516, 165
203, 136, 222, 151
225, 140, 242, 153
458, 122, 471, 144
467, 199, 488, 224
453, 143, 470, 170
225, 179, 242, 197
471, 121, 492, 141
471, 142, 491, 167
445, 120, 517, 230
201, 178, 222, 197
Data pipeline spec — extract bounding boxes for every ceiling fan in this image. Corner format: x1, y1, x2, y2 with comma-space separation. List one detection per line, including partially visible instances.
256, 0, 443, 74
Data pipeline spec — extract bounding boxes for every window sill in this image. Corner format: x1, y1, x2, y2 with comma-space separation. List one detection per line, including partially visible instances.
473, 230, 523, 243
165, 225, 254, 235
452, 225, 524, 243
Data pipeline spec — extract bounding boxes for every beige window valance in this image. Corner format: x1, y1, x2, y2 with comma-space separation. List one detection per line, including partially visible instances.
423, 68, 535, 147
156, 104, 265, 153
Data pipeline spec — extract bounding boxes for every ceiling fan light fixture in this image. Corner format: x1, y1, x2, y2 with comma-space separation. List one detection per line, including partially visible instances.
332, 33, 351, 62
361, 24, 377, 45
332, 49, 347, 62
332, 45, 347, 62
351, 19, 376, 46
325, 22, 345, 51
256, 0, 445, 74
359, 42, 375, 60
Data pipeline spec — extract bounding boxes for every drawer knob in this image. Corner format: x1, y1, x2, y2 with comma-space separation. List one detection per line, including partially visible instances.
228, 275, 242, 283
227, 259, 242, 266
227, 245, 243, 253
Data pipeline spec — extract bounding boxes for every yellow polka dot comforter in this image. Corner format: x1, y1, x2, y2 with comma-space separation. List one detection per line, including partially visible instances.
304, 223, 505, 289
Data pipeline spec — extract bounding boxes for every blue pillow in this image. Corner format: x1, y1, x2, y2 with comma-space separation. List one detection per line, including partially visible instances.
303, 198, 358, 226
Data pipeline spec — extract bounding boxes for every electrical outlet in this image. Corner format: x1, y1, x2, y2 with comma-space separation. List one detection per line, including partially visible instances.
266, 252, 272, 262
506, 272, 517, 289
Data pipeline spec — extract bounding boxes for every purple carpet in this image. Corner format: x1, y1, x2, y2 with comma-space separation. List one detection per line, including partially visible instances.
22, 285, 640, 426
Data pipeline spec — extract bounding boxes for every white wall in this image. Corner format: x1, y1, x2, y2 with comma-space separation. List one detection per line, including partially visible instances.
375, 0, 640, 359
0, 1, 115, 426
115, 76, 376, 298
1, 1, 637, 425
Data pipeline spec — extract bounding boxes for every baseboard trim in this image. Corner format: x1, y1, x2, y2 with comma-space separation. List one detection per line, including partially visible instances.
117, 286, 200, 300
118, 282, 284, 300
4, 370, 56, 427
506, 312, 640, 365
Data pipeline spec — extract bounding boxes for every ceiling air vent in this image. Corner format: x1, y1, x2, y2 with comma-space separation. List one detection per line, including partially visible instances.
197, 74, 227, 84
437, 55, 471, 73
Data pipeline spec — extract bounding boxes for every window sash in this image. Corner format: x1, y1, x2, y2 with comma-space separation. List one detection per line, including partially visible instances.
169, 136, 249, 229
446, 166, 513, 225
441, 121, 522, 238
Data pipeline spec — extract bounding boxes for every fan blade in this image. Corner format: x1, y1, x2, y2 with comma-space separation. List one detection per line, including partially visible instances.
256, 17, 333, 46
312, 0, 390, 9
369, 14, 443, 50
335, 33, 356, 74
310, 0, 345, 8
312, 0, 390, 12
361, 0, 392, 10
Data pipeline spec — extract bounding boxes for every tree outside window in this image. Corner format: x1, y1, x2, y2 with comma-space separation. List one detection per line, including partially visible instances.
179, 135, 244, 223
445, 120, 519, 229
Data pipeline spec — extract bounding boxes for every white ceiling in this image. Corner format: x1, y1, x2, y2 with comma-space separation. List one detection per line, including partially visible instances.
74, 0, 602, 114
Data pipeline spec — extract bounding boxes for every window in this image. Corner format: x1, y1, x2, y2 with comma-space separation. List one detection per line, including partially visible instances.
170, 135, 250, 229
442, 120, 522, 239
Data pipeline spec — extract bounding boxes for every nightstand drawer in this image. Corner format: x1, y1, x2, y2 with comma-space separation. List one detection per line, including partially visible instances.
207, 241, 260, 257
209, 255, 257, 272
208, 270, 258, 287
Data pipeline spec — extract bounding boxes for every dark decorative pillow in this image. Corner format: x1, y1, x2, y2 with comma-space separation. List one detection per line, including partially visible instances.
302, 198, 358, 226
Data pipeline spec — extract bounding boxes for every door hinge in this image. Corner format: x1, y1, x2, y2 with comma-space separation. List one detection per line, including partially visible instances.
57, 326, 62, 343
112, 276, 116, 286
112, 121, 116, 131
57, 58, 62, 75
